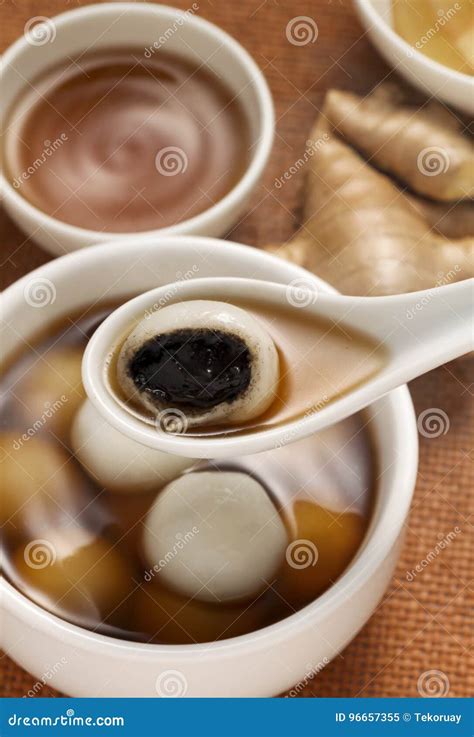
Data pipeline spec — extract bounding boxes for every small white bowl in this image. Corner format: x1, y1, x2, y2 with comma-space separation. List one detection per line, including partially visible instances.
1, 3, 274, 256
0, 236, 418, 697
354, 0, 474, 114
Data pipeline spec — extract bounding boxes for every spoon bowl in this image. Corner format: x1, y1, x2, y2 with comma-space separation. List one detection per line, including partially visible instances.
83, 276, 472, 458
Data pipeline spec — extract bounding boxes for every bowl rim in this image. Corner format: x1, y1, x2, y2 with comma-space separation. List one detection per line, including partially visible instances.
0, 2, 275, 244
1, 236, 419, 658
354, 0, 473, 84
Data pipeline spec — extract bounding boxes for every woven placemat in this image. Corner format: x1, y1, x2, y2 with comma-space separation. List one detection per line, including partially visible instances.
1, 0, 472, 698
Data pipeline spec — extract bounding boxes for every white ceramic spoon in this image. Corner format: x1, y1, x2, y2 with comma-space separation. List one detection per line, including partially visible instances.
83, 277, 473, 458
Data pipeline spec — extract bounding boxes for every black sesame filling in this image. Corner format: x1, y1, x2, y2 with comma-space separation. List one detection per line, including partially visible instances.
127, 328, 251, 410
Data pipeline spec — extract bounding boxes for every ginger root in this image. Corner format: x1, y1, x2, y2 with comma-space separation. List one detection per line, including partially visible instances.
268, 87, 473, 296
324, 87, 473, 201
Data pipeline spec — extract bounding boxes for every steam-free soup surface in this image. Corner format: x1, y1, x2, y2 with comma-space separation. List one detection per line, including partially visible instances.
1, 302, 376, 644
4, 48, 251, 232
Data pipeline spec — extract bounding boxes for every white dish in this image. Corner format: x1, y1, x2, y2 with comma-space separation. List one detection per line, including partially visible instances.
0, 236, 418, 697
354, 0, 473, 114
0, 3, 274, 256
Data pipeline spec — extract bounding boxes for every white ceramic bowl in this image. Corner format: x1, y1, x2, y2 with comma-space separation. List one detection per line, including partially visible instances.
354, 0, 474, 114
1, 237, 418, 697
1, 3, 274, 256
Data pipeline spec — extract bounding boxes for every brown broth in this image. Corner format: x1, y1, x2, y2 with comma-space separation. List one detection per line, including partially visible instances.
1, 302, 376, 645
3, 48, 251, 232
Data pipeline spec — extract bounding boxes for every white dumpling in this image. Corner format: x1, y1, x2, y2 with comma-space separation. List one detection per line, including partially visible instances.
116, 300, 279, 429
143, 471, 288, 602
71, 400, 195, 494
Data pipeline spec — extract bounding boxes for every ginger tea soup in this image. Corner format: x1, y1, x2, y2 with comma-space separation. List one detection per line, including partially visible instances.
1, 300, 377, 645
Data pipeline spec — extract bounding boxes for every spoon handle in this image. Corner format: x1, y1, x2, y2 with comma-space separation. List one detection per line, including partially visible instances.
332, 278, 473, 389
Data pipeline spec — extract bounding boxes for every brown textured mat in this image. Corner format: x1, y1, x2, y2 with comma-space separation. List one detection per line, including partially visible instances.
1, 0, 472, 698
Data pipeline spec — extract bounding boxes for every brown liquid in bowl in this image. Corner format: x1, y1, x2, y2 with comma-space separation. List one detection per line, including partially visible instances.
4, 49, 251, 232
1, 302, 376, 645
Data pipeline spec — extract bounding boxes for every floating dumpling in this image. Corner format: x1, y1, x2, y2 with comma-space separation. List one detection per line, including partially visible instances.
12, 527, 133, 629
71, 400, 195, 494
116, 300, 279, 429
14, 347, 85, 442
142, 471, 288, 603
0, 432, 89, 533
